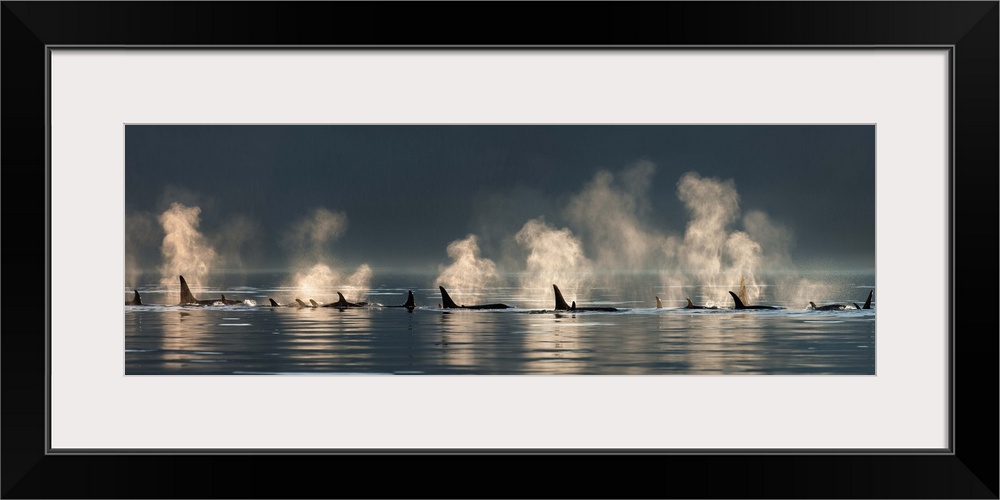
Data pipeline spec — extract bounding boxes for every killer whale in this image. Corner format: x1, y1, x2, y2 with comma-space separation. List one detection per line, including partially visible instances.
126, 290, 142, 306
553, 284, 619, 312
179, 275, 245, 306
685, 298, 717, 310
267, 298, 312, 308
384, 290, 416, 310
439, 286, 510, 310
852, 290, 874, 310
655, 296, 663, 309
728, 291, 782, 310
321, 292, 368, 308
809, 301, 846, 311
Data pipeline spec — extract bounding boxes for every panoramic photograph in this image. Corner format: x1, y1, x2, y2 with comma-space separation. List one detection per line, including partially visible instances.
124, 125, 875, 375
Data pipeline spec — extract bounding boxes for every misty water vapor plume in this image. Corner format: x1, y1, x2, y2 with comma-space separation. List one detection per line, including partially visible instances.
125, 211, 157, 288
665, 172, 797, 307
566, 161, 665, 275
283, 208, 372, 302
514, 218, 594, 307
434, 235, 501, 304
158, 202, 218, 302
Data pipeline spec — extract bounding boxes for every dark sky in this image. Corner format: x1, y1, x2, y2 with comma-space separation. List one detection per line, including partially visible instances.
125, 125, 875, 277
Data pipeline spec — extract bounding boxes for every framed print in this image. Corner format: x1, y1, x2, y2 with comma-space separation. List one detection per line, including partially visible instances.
3, 2, 997, 498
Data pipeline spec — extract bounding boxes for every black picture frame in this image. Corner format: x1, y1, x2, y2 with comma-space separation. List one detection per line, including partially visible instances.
3, 2, 996, 498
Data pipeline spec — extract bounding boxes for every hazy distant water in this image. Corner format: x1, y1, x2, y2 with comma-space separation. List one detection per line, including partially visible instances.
125, 272, 875, 375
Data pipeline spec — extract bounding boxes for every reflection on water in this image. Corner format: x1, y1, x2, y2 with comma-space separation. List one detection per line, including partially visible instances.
125, 279, 876, 375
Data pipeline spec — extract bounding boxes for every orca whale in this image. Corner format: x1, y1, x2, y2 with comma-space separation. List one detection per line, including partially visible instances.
728, 291, 782, 310
655, 296, 663, 309
126, 290, 143, 306
809, 301, 846, 311
685, 298, 718, 310
439, 286, 510, 310
383, 290, 416, 311
553, 284, 619, 312
322, 292, 369, 308
852, 290, 874, 310
179, 275, 245, 306
267, 298, 314, 308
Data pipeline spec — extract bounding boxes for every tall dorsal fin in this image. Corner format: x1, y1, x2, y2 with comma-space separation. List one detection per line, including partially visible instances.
553, 284, 571, 310
439, 286, 459, 308
295, 298, 308, 307
336, 292, 350, 306
686, 298, 695, 308
728, 291, 747, 309
656, 296, 663, 309
863, 290, 873, 309
404, 290, 415, 309
310, 299, 320, 307
127, 290, 142, 305
571, 300, 577, 311
179, 275, 197, 305
221, 294, 228, 302
269, 298, 279, 307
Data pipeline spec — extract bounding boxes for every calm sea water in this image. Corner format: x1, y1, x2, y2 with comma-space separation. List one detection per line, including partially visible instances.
125, 272, 875, 375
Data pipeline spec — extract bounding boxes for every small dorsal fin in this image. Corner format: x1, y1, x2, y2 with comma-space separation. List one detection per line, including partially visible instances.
269, 298, 279, 307
439, 286, 459, 309
221, 294, 227, 302
309, 299, 319, 307
686, 298, 695, 308
126, 290, 142, 305
404, 290, 415, 309
295, 298, 308, 307
553, 284, 571, 310
655, 296, 663, 309
728, 291, 746, 309
571, 300, 576, 311
853, 303, 862, 310
809, 301, 818, 309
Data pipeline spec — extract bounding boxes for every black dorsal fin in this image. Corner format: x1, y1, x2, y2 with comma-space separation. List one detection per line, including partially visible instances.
853, 303, 862, 310
404, 290, 415, 309
686, 298, 695, 308
553, 284, 571, 311
863, 290, 873, 309
295, 298, 308, 307
728, 291, 746, 309
310, 299, 320, 307
809, 302, 818, 309
439, 286, 459, 308
179, 275, 197, 304
269, 298, 279, 307
655, 296, 663, 309
571, 300, 576, 311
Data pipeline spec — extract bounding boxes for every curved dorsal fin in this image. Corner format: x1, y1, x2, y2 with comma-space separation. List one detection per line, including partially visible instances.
439, 286, 459, 308
686, 298, 695, 308
655, 296, 663, 309
179, 275, 197, 304
310, 299, 320, 307
295, 298, 308, 307
553, 284, 571, 311
269, 298, 279, 307
728, 291, 746, 309
809, 301, 818, 309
